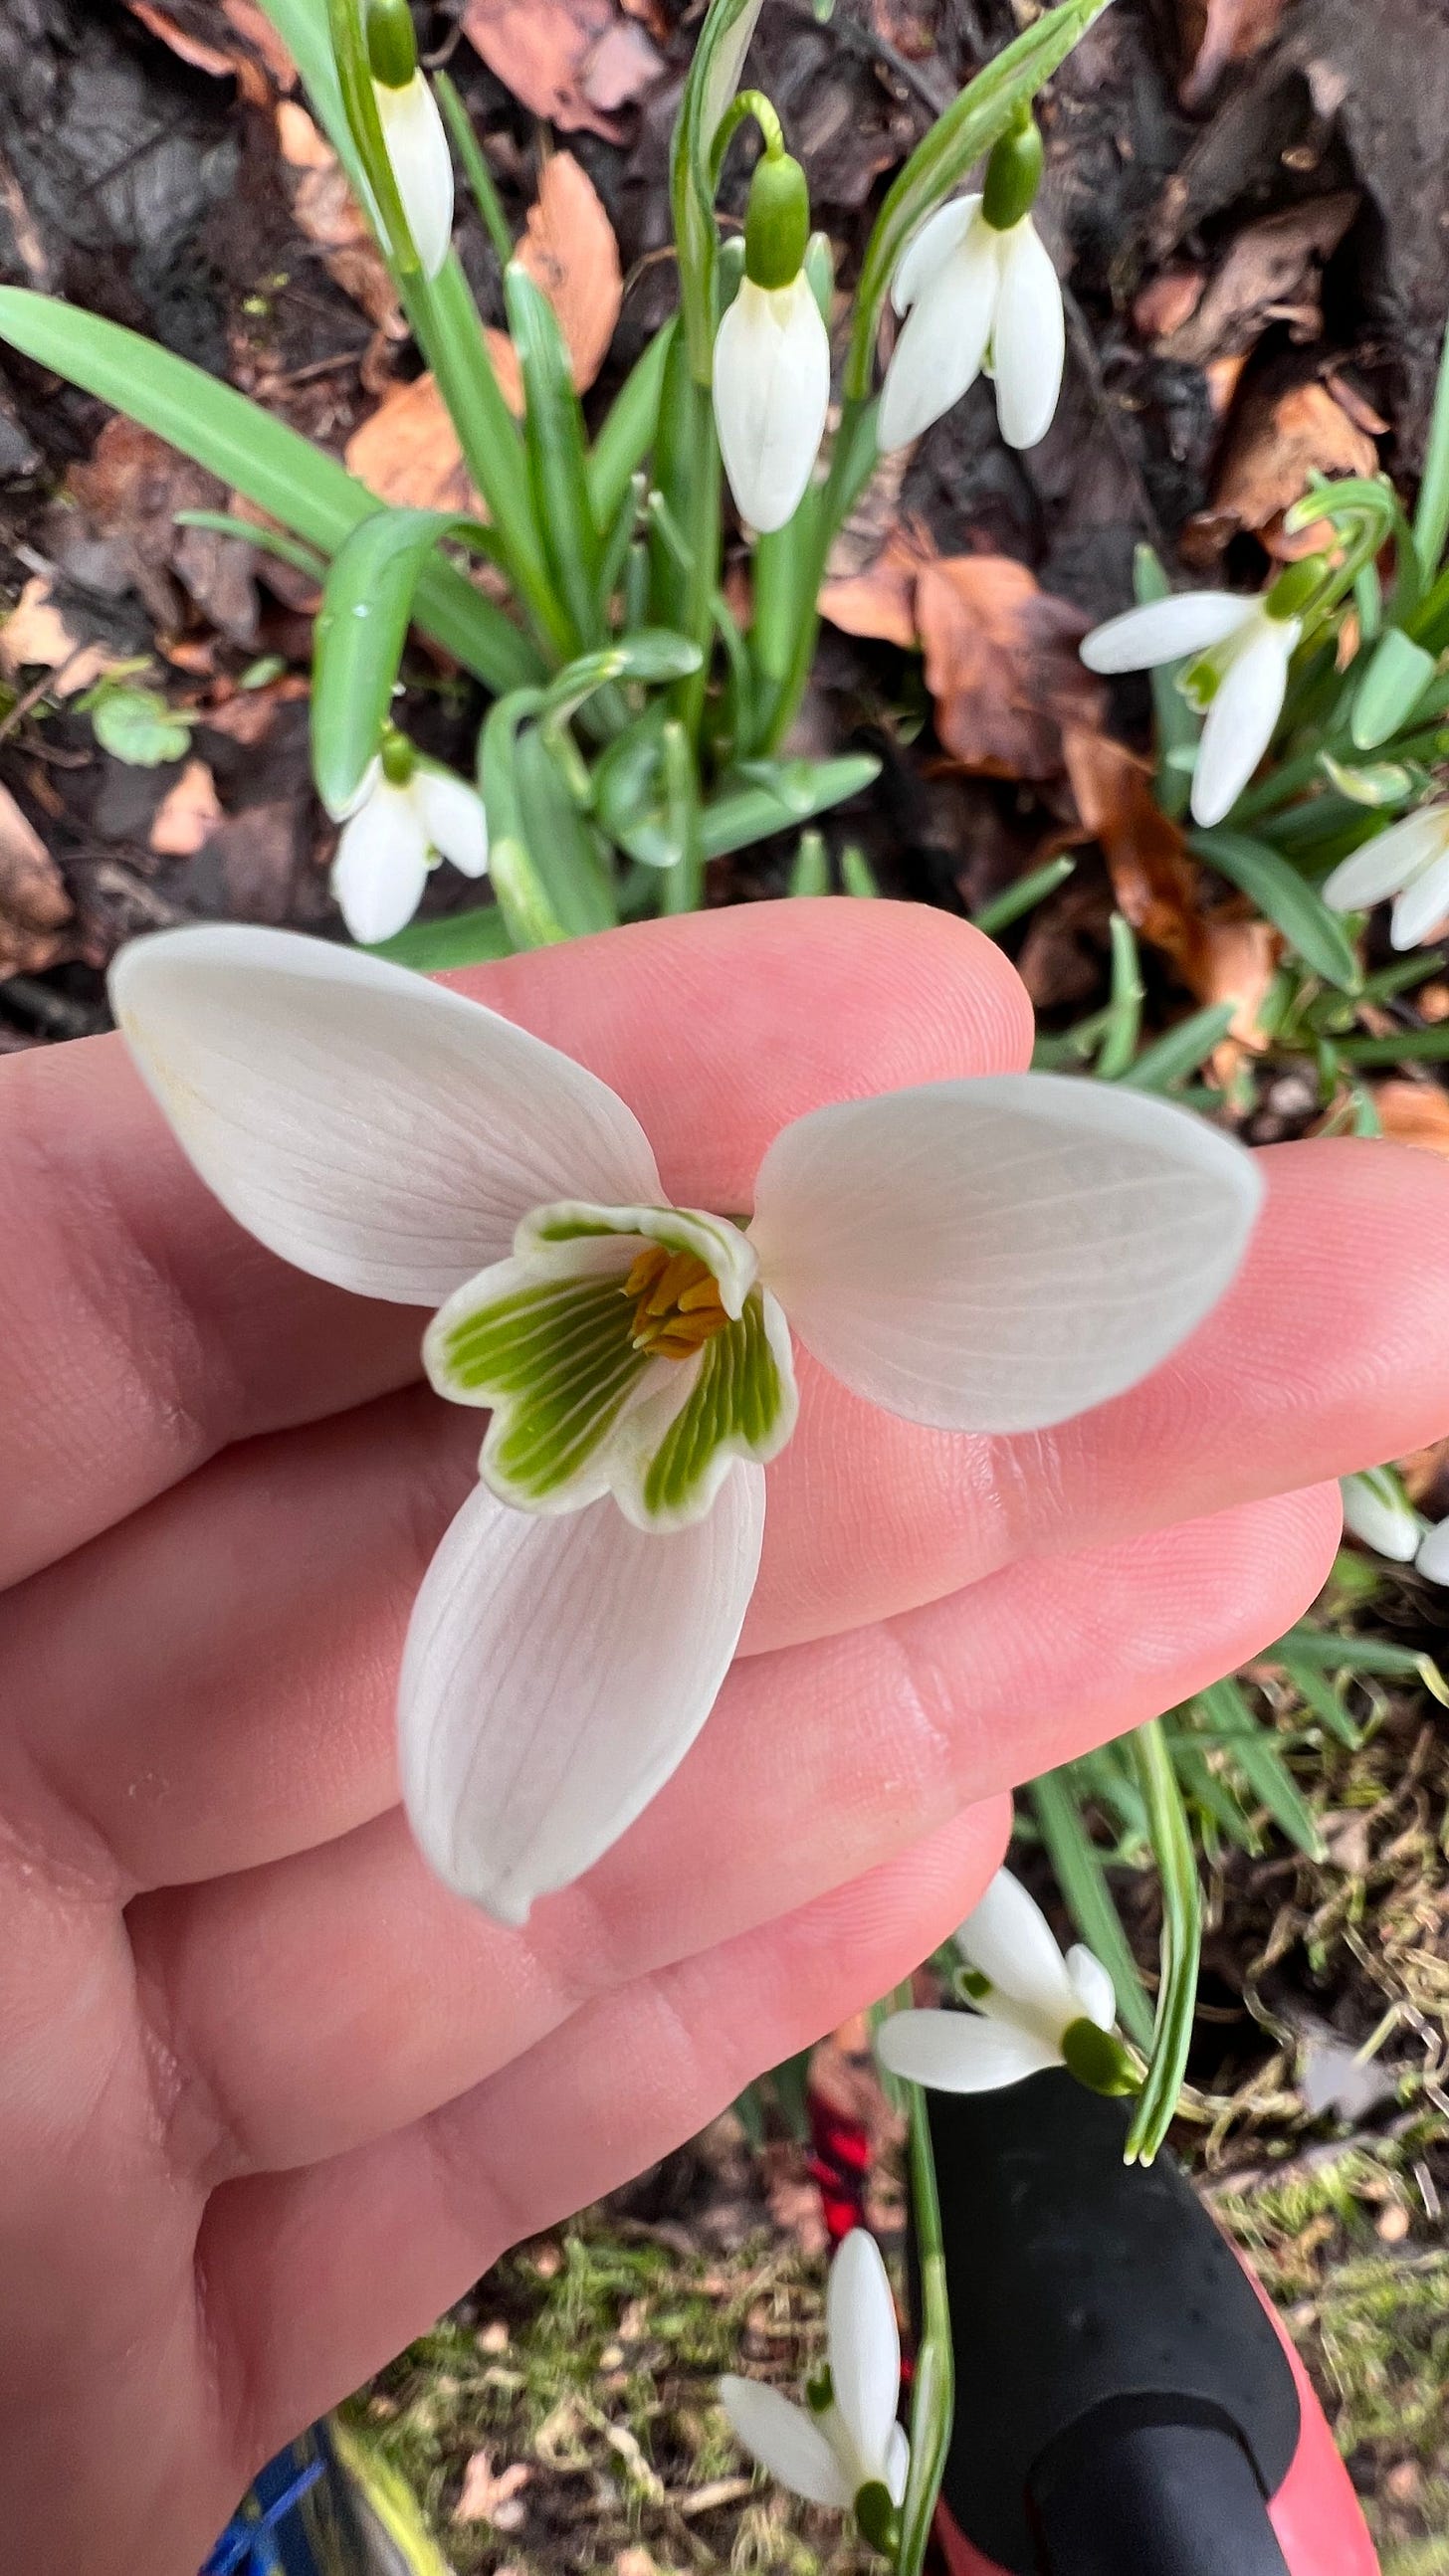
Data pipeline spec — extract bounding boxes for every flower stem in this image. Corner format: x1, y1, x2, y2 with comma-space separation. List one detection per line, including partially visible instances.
898, 2087, 953, 2576
1124, 1715, 1202, 2166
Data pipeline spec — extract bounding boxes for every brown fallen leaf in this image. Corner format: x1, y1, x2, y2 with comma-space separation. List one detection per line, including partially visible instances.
1180, 0, 1291, 108
149, 758, 223, 858
453, 2450, 531, 2527
219, 0, 297, 86
1372, 1080, 1449, 1153
121, 0, 288, 101
1133, 268, 1205, 341
1203, 378, 1378, 553
1194, 914, 1283, 1074
462, 0, 662, 139
513, 152, 622, 396
1156, 196, 1357, 367
68, 416, 259, 645
1062, 726, 1204, 971
345, 373, 481, 511
818, 521, 934, 651
276, 101, 405, 338
123, 1, 237, 80
0, 780, 73, 975
917, 556, 1103, 779
0, 577, 124, 697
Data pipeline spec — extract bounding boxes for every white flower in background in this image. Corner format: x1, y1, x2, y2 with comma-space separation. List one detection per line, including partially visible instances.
330, 753, 489, 946
714, 148, 830, 534
721, 2230, 908, 2525
1081, 587, 1304, 829
879, 194, 1065, 454
367, 0, 454, 282
1322, 803, 1449, 952
111, 928, 1262, 1922
1340, 1469, 1420, 1565
877, 1869, 1133, 2096
1416, 1516, 1449, 1585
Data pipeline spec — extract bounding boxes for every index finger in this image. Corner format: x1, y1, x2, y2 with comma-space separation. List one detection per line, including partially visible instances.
0, 901, 1031, 1586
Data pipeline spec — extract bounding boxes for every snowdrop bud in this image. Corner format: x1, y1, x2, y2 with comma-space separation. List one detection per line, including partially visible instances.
367, 2, 454, 282
1416, 1515, 1449, 1585
1340, 1469, 1420, 1564
712, 150, 830, 534
720, 2229, 908, 2532
981, 110, 1044, 232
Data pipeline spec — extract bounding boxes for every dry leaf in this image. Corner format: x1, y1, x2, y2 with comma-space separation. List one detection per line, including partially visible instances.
0, 781, 72, 975
453, 2450, 531, 2527
1180, 0, 1291, 107
276, 102, 405, 337
1156, 196, 1357, 367
121, 0, 289, 101
819, 522, 934, 650
1194, 914, 1283, 1073
514, 152, 622, 395
1210, 379, 1378, 546
345, 374, 481, 512
462, 0, 662, 139
917, 557, 1102, 779
219, 0, 297, 86
149, 758, 223, 857
1372, 1081, 1449, 1153
0, 577, 123, 697
122, 1, 237, 80
67, 418, 259, 645
1062, 726, 1203, 969
1133, 269, 1204, 340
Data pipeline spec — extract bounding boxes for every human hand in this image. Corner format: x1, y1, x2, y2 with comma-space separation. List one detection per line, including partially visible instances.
4, 898, 1448, 2576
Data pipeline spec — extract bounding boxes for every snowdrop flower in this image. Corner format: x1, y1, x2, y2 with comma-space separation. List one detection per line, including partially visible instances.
879, 116, 1064, 455
1416, 1516, 1449, 1585
1322, 802, 1449, 952
366, 0, 454, 282
1340, 1469, 1420, 1564
110, 927, 1262, 1922
1081, 563, 1321, 829
714, 145, 830, 534
721, 2230, 908, 2540
877, 1869, 1135, 2098
330, 740, 489, 946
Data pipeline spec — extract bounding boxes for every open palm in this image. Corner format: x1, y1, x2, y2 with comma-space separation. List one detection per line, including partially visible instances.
4, 899, 1448, 2576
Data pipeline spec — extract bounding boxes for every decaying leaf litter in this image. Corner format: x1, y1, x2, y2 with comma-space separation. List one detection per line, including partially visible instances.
0, 0, 1447, 2560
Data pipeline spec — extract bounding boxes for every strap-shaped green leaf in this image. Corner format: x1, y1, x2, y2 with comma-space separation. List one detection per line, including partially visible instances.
1350, 627, 1438, 750
363, 904, 515, 970
1192, 825, 1361, 991
312, 508, 485, 816
587, 321, 676, 528
702, 754, 880, 857
0, 290, 540, 694
506, 266, 602, 651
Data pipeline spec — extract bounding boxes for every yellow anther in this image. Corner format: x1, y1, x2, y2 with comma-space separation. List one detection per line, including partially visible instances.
622, 1239, 730, 1360
643, 1250, 711, 1316
624, 1244, 670, 1300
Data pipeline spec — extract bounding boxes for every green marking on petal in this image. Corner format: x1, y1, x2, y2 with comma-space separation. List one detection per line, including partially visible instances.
436, 1273, 654, 1505
641, 1289, 791, 1521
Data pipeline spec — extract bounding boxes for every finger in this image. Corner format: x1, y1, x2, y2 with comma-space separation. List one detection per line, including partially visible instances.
132, 1485, 1339, 2180
202, 1802, 1011, 2469
0, 901, 1030, 1587
12, 1127, 1448, 1888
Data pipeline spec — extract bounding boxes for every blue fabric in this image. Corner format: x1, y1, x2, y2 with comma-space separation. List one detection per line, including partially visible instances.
201, 2448, 325, 2576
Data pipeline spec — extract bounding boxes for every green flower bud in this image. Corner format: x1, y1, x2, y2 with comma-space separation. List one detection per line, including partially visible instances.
854, 2479, 902, 2558
982, 110, 1044, 233
744, 149, 811, 292
366, 0, 419, 91
1060, 2016, 1138, 2098
379, 726, 418, 786
1265, 556, 1325, 623
805, 2361, 834, 2415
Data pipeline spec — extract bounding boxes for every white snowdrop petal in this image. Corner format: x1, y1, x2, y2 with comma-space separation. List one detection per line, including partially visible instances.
1340, 1472, 1420, 1564
108, 925, 663, 1304
1190, 616, 1294, 828
876, 2008, 1060, 2091
1388, 841, 1449, 950
714, 276, 831, 534
1065, 1943, 1117, 2033
827, 2232, 901, 2486
415, 769, 490, 877
1079, 592, 1253, 675
890, 195, 982, 315
374, 74, 455, 281
957, 1868, 1076, 2018
718, 2379, 853, 2508
877, 225, 998, 453
749, 1073, 1263, 1435
398, 1467, 764, 1922
990, 216, 1065, 450
331, 780, 431, 945
1414, 1515, 1449, 1587
1321, 807, 1449, 912
886, 2421, 911, 2508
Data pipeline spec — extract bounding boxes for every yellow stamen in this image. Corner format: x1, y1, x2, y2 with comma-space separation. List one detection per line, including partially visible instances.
624, 1244, 670, 1300
622, 1240, 730, 1359
644, 1250, 710, 1316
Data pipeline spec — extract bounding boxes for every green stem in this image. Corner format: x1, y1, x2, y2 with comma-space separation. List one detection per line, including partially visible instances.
710, 87, 784, 185
1124, 1716, 1201, 2166
760, 394, 879, 752
897, 2089, 953, 2576
1413, 304, 1449, 580
434, 71, 515, 271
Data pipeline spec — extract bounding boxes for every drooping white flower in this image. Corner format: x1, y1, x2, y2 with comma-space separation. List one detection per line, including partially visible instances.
714, 270, 831, 534
331, 758, 489, 946
878, 195, 1065, 455
721, 2230, 909, 2520
1080, 589, 1302, 829
1322, 803, 1449, 952
876, 1869, 1129, 2096
1340, 1469, 1420, 1564
1416, 1516, 1449, 1586
110, 928, 1262, 1922
372, 71, 454, 282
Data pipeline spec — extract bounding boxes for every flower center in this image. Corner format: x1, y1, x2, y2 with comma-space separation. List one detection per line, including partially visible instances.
623, 1245, 730, 1359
